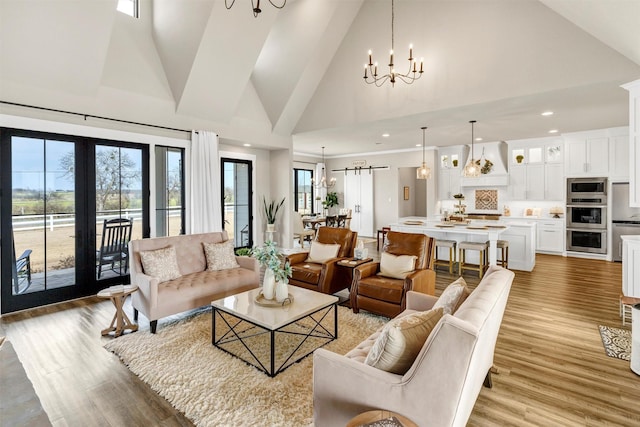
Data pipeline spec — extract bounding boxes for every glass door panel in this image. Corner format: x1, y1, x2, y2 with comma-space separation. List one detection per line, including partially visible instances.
11, 136, 76, 295
155, 146, 184, 237
222, 159, 252, 248
95, 145, 143, 281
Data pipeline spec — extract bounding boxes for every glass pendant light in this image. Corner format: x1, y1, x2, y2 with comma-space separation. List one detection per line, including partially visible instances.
463, 120, 481, 177
416, 126, 431, 179
312, 146, 336, 189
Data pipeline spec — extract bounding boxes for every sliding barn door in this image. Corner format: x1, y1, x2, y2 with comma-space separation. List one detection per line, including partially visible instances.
344, 170, 374, 237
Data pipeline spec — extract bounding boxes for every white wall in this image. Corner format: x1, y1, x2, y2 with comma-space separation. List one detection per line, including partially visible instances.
398, 167, 416, 218
298, 148, 437, 233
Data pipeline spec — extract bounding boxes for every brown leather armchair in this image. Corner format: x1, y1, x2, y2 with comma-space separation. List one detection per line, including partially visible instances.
285, 226, 358, 295
350, 231, 436, 318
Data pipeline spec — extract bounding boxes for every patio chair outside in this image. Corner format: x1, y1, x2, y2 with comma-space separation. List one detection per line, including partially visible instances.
12, 237, 32, 295
96, 218, 133, 279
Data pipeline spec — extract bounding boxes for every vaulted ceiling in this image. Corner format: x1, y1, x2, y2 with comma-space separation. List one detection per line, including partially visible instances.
1, 0, 638, 157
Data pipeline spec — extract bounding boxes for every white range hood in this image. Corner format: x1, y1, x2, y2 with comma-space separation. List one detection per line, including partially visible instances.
460, 141, 509, 187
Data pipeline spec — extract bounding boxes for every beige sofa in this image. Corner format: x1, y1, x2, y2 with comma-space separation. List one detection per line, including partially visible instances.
313, 265, 515, 426
128, 231, 259, 333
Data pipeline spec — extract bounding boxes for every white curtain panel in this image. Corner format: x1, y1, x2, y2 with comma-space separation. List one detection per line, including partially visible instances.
189, 130, 222, 233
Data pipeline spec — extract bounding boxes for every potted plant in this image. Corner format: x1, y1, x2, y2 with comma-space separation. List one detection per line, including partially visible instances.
251, 240, 292, 301
516, 154, 524, 164
322, 192, 339, 215
452, 159, 458, 167
263, 196, 285, 232
235, 247, 251, 257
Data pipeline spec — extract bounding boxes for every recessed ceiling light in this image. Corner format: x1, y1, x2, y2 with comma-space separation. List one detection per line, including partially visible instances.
475, 137, 483, 141
382, 133, 390, 138
243, 143, 251, 147
549, 129, 559, 134
541, 111, 554, 116
416, 144, 421, 147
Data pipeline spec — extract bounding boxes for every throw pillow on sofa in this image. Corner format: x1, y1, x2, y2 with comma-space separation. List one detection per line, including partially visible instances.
139, 245, 182, 283
433, 277, 470, 315
364, 307, 444, 375
306, 241, 340, 263
378, 252, 417, 279
203, 240, 240, 271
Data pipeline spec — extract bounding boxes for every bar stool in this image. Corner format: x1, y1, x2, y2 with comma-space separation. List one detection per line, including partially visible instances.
377, 227, 391, 250
458, 241, 488, 278
486, 239, 509, 268
620, 295, 640, 326
434, 239, 457, 274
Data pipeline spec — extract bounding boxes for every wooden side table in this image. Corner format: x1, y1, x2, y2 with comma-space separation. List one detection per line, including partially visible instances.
97, 284, 139, 337
337, 258, 374, 285
347, 410, 417, 427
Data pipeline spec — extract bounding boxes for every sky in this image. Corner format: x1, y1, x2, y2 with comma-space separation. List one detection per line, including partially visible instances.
11, 136, 142, 192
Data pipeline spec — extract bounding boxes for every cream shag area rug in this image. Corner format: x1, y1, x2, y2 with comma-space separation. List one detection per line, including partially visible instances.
104, 306, 386, 427
598, 325, 631, 361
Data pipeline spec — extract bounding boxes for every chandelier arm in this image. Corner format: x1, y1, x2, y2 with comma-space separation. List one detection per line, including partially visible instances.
225, 0, 236, 10
374, 75, 391, 87
394, 74, 422, 85
268, 0, 286, 9
364, 74, 392, 87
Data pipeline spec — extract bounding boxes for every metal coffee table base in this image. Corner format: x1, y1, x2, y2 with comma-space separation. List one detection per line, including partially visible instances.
212, 303, 338, 377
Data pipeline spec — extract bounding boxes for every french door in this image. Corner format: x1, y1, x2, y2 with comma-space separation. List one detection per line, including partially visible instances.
0, 128, 149, 314
222, 158, 253, 248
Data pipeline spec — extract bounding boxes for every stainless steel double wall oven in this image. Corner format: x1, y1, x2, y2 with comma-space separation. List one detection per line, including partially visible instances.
566, 177, 608, 254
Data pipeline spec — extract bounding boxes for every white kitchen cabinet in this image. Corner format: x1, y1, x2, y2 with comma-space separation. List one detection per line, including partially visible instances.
622, 79, 640, 207
609, 134, 630, 182
508, 138, 562, 201
564, 137, 609, 176
437, 146, 466, 199
438, 168, 461, 200
509, 164, 544, 200
344, 170, 374, 237
545, 142, 563, 163
545, 163, 564, 201
537, 219, 564, 254
510, 145, 543, 166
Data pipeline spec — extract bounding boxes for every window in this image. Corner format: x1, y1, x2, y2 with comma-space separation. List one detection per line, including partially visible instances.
293, 169, 314, 214
154, 146, 185, 237
117, 0, 139, 18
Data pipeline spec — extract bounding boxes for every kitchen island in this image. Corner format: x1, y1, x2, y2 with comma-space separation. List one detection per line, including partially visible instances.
390, 217, 536, 271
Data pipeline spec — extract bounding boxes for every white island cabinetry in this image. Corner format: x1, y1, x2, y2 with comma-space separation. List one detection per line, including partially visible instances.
622, 79, 640, 206
391, 218, 535, 272
622, 235, 640, 297
499, 219, 537, 271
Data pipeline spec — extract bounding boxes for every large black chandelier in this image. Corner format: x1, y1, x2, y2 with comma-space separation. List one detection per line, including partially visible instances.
363, 0, 424, 87
225, 0, 286, 18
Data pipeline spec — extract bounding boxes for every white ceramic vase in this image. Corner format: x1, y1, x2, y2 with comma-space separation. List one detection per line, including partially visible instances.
266, 223, 276, 233
275, 279, 289, 303
262, 269, 275, 300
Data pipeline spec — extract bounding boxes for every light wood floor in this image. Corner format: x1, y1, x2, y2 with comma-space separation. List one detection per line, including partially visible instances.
1, 253, 639, 426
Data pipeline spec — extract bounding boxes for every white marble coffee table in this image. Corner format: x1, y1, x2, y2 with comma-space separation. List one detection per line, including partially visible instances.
211, 285, 339, 377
